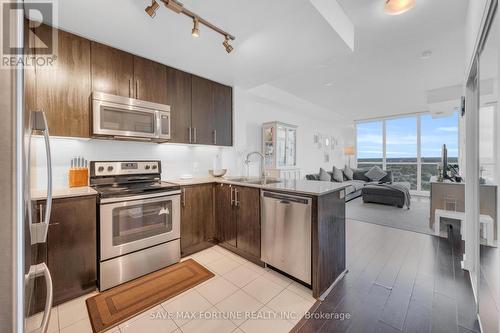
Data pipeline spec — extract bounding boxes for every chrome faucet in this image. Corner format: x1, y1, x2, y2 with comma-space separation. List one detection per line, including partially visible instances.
244, 151, 266, 181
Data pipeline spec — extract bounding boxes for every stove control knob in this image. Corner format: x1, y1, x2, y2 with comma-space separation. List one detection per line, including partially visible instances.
145, 165, 151, 170
98, 166, 104, 172
107, 166, 114, 172
152, 165, 158, 170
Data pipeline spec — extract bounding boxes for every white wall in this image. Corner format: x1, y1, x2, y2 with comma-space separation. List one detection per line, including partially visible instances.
465, 0, 490, 73
31, 86, 354, 189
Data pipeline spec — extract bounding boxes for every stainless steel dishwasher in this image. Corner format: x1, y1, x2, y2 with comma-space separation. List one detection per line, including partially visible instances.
261, 190, 312, 284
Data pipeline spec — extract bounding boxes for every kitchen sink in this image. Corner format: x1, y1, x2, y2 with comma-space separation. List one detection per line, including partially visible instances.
224, 177, 282, 185
225, 177, 249, 182
242, 179, 282, 185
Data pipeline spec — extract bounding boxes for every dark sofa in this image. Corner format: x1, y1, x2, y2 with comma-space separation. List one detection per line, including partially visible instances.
306, 168, 393, 202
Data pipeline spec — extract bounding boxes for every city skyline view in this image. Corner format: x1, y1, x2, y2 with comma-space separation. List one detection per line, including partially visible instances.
357, 112, 459, 160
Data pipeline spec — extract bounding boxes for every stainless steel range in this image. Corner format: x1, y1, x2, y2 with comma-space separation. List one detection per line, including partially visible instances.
90, 160, 181, 291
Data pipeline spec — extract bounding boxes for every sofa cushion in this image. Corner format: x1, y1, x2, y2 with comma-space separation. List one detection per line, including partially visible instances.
365, 166, 387, 182
343, 166, 354, 180
306, 174, 320, 181
379, 170, 393, 184
307, 174, 319, 180
332, 166, 344, 182
319, 168, 332, 181
353, 168, 370, 182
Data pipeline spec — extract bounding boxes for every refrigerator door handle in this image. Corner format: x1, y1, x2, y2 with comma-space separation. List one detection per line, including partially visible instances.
25, 263, 53, 333
30, 111, 52, 244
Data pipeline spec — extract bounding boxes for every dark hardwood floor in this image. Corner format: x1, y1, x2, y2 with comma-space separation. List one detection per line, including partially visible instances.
479, 244, 499, 333
294, 219, 480, 333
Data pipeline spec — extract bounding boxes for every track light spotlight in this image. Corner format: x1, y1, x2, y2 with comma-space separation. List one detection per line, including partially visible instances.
223, 36, 233, 54
145, 0, 160, 18
192, 17, 200, 37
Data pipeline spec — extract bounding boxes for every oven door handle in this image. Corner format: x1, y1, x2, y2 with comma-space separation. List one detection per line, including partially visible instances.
100, 192, 181, 206
99, 190, 181, 204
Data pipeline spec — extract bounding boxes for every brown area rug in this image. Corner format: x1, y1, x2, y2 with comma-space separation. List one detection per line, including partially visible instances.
86, 259, 214, 333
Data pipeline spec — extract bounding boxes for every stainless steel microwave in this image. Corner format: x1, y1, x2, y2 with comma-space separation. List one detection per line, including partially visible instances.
92, 92, 171, 142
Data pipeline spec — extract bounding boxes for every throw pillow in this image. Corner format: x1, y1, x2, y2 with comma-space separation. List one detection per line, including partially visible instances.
319, 168, 332, 181
332, 166, 344, 182
365, 165, 387, 182
343, 166, 354, 180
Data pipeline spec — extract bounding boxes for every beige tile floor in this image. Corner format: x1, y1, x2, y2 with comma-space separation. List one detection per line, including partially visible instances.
27, 245, 316, 333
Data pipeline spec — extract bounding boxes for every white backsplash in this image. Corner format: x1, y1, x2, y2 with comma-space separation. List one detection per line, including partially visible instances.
30, 136, 245, 189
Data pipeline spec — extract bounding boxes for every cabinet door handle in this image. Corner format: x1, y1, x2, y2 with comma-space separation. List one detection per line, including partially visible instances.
230, 186, 234, 206
39, 203, 43, 223
135, 80, 138, 99
188, 127, 192, 143
193, 127, 197, 143
129, 79, 132, 97
234, 188, 239, 207
213, 130, 217, 145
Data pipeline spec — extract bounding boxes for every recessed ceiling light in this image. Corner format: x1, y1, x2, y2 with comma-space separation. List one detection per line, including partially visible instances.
325, 82, 334, 87
384, 0, 416, 15
421, 49, 432, 59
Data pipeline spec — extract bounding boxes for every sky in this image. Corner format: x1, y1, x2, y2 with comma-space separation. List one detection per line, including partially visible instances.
357, 112, 459, 160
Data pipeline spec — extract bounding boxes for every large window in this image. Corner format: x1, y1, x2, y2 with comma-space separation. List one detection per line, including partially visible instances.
356, 121, 383, 168
356, 112, 459, 192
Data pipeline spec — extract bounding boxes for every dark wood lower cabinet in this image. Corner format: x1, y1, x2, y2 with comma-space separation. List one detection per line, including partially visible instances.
215, 184, 261, 263
235, 186, 261, 259
312, 190, 346, 298
31, 195, 97, 314
215, 183, 236, 247
180, 184, 215, 257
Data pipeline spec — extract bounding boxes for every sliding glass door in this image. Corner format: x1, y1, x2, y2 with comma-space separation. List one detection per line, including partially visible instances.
356, 112, 459, 193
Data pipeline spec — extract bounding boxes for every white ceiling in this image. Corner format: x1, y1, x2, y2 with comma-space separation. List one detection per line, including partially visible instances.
54, 0, 469, 121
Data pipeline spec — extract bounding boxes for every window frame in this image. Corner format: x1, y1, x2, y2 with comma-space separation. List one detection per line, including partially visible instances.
355, 112, 460, 193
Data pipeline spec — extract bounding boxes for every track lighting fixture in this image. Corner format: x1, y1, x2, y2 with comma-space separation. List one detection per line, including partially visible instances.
223, 36, 233, 54
192, 17, 200, 38
145, 0, 236, 54
145, 0, 160, 18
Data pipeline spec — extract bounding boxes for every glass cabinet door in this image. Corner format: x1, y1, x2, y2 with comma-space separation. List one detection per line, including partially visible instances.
277, 126, 286, 167
286, 128, 296, 166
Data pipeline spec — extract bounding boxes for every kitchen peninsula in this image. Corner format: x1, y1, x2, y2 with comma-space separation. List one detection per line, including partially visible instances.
174, 177, 348, 299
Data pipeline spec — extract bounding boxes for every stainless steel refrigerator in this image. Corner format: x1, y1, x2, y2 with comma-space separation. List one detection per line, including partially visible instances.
0, 3, 54, 332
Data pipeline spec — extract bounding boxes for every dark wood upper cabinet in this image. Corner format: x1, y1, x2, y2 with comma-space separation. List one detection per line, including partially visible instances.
191, 75, 216, 145
91, 42, 134, 97
180, 184, 215, 256
167, 67, 192, 144
235, 186, 261, 258
133, 56, 168, 104
213, 83, 233, 146
216, 183, 236, 247
26, 23, 233, 144
33, 24, 92, 138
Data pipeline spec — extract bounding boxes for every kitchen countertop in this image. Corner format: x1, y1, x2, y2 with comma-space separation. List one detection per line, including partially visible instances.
168, 177, 349, 196
31, 186, 98, 201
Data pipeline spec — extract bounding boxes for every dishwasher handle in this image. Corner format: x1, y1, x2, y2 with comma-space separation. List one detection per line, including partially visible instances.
262, 191, 311, 205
